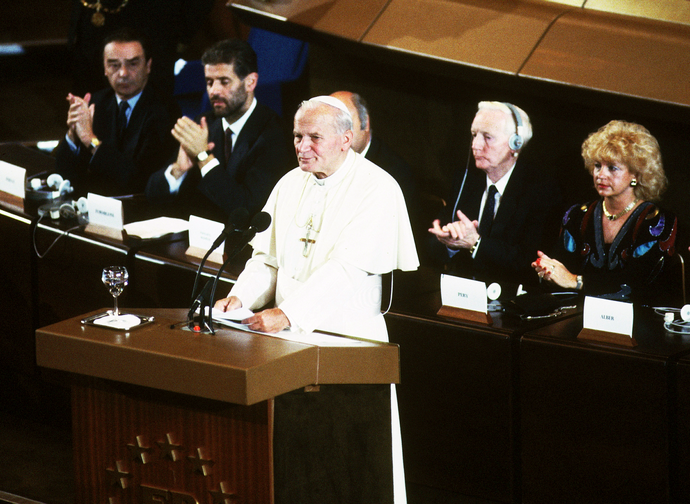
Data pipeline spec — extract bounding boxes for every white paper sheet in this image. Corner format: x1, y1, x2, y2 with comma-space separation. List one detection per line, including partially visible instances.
124, 217, 189, 239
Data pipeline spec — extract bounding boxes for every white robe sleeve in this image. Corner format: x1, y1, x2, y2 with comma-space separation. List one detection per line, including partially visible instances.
228, 252, 278, 311
277, 259, 369, 334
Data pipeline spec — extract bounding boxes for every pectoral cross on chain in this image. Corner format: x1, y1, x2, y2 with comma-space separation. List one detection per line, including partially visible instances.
299, 217, 316, 257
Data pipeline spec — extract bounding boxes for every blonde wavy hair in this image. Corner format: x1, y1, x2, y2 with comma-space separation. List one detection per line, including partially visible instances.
581, 120, 667, 201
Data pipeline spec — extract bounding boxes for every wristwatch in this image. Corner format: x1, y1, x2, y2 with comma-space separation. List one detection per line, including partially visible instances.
575, 275, 584, 290
197, 150, 211, 162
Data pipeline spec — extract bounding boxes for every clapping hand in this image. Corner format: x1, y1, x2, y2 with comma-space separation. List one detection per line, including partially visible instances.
531, 250, 577, 289
429, 210, 480, 250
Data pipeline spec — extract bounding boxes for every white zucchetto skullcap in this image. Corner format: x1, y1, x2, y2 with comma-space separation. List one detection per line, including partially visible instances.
308, 95, 352, 120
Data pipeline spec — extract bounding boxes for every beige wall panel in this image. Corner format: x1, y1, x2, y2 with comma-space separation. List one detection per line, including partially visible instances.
362, 0, 570, 74
584, 0, 690, 26
521, 9, 690, 107
542, 0, 584, 5
311, 0, 392, 40
230, 0, 390, 40
230, 0, 335, 23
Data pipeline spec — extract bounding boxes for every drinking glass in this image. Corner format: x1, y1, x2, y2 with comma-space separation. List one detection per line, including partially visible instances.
102, 266, 128, 317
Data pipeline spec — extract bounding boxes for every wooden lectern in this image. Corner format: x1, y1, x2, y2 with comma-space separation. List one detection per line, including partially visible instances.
35, 309, 400, 504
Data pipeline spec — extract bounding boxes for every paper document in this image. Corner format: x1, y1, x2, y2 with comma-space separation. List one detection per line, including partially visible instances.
93, 314, 143, 330
211, 310, 372, 346
124, 217, 189, 239
211, 307, 254, 321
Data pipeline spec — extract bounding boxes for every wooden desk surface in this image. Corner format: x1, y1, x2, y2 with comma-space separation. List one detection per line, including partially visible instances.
36, 308, 400, 406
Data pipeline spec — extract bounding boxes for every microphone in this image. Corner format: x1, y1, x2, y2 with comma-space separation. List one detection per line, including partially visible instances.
241, 211, 271, 242
211, 207, 249, 251
201, 211, 272, 334
189, 207, 249, 307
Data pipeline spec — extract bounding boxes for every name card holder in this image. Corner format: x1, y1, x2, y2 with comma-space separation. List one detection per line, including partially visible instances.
577, 296, 636, 347
185, 246, 224, 266
84, 193, 124, 240
0, 190, 24, 212
84, 223, 126, 241
437, 305, 493, 325
577, 328, 637, 347
0, 160, 26, 212
186, 215, 224, 265
437, 274, 493, 326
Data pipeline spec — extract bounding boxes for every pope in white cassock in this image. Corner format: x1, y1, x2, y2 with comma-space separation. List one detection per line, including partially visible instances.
214, 95, 419, 503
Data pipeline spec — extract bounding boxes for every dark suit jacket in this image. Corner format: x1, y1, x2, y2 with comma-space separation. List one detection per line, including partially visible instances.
146, 102, 292, 222
435, 160, 563, 288
365, 136, 415, 205
54, 86, 179, 197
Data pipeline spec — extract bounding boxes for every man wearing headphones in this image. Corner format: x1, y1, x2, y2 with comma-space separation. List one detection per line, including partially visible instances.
429, 101, 563, 290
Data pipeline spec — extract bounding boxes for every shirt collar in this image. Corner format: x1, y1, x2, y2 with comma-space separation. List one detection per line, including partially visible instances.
359, 138, 372, 158
486, 161, 516, 196
116, 90, 143, 111
223, 97, 257, 137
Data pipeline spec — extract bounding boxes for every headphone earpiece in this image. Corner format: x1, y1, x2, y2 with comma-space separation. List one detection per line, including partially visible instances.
681, 304, 690, 322
58, 179, 72, 196
59, 197, 88, 220
76, 197, 88, 214
46, 173, 64, 190
504, 103, 524, 151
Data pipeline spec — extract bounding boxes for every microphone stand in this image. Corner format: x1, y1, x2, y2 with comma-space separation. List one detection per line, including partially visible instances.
204, 231, 258, 334
187, 279, 214, 333
186, 211, 270, 334
189, 208, 248, 307
186, 234, 253, 334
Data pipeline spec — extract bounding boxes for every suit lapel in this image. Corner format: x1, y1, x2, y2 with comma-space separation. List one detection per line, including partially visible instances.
208, 117, 225, 167
454, 168, 484, 222
225, 105, 267, 176
94, 91, 119, 144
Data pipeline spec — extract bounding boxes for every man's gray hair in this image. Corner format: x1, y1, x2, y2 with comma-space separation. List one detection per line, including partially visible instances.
298, 97, 353, 134
477, 101, 533, 148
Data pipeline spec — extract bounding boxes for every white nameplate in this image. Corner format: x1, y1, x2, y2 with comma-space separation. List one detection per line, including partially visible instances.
189, 215, 224, 251
0, 160, 26, 198
440, 274, 488, 314
87, 193, 123, 229
583, 296, 633, 337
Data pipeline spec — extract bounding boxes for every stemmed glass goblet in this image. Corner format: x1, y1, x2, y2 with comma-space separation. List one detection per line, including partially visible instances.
102, 266, 129, 317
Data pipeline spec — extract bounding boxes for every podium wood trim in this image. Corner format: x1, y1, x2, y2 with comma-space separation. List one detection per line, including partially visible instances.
577, 327, 638, 347
437, 305, 493, 325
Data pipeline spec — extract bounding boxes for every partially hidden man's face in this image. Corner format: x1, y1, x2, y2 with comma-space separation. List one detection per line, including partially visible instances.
205, 63, 256, 119
331, 92, 368, 154
103, 41, 151, 100
470, 108, 516, 175
293, 106, 353, 179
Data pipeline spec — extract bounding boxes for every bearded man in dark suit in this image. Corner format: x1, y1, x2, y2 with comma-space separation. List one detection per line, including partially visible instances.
145, 39, 291, 221
54, 28, 179, 197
